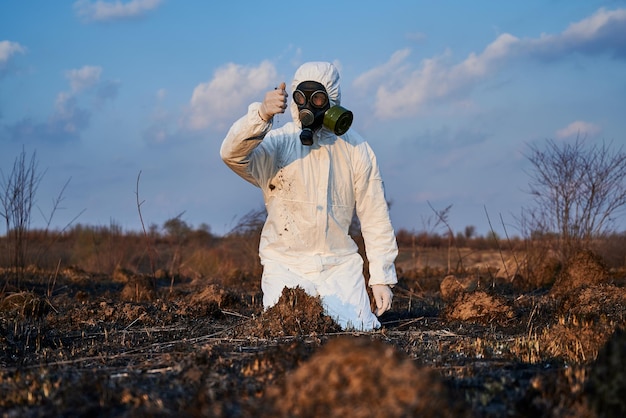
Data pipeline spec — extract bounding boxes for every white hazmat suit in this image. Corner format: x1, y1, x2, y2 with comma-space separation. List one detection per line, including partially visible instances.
220, 62, 398, 330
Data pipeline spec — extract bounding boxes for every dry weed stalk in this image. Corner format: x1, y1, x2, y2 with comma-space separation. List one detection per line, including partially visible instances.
427, 201, 465, 274
135, 171, 157, 278
484, 205, 512, 282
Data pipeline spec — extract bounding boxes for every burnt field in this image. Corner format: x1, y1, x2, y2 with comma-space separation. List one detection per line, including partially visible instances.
1, 249, 626, 417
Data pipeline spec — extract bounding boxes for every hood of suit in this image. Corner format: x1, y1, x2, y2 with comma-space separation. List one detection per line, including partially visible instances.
290, 62, 341, 129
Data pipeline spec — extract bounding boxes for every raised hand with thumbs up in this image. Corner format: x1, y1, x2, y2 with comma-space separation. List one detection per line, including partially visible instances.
258, 81, 287, 122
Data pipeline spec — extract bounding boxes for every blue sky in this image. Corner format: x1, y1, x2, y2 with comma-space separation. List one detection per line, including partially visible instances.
1, 0, 625, 237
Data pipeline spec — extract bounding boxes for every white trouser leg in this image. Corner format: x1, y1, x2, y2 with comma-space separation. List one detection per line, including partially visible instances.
261, 254, 380, 331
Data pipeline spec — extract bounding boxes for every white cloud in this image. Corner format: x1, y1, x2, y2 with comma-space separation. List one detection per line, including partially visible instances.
353, 48, 411, 91
74, 0, 163, 22
49, 71, 105, 135
357, 7, 626, 120
65, 65, 102, 93
555, 121, 602, 139
184, 61, 277, 131
524, 7, 626, 58
561, 8, 626, 51
0, 40, 26, 68
359, 33, 520, 119
53, 92, 87, 133
2, 65, 116, 143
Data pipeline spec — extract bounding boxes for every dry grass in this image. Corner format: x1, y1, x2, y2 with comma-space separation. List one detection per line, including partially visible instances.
1, 239, 625, 416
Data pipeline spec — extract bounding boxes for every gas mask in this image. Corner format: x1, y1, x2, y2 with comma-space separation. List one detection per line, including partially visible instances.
293, 81, 353, 146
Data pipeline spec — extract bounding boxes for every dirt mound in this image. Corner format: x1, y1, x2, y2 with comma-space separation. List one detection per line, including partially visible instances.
552, 250, 609, 294
443, 291, 514, 325
440, 275, 478, 301
558, 284, 626, 321
189, 283, 240, 309
261, 336, 469, 418
172, 283, 241, 319
247, 287, 342, 338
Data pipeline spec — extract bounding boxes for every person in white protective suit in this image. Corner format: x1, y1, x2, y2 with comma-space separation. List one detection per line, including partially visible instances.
220, 61, 398, 330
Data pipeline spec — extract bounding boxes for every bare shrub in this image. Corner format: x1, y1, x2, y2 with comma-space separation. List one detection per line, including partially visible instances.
1, 148, 82, 287
0, 149, 44, 281
523, 138, 626, 263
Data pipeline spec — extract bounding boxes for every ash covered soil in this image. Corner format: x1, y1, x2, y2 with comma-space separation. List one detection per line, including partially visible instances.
1, 260, 626, 417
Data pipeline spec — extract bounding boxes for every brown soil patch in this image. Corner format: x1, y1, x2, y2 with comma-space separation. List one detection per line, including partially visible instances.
189, 283, 241, 309
443, 291, 515, 325
558, 284, 626, 320
552, 250, 610, 294
440, 274, 478, 301
262, 336, 470, 418
245, 287, 342, 338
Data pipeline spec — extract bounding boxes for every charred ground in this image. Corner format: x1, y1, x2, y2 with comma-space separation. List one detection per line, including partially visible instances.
1, 246, 626, 417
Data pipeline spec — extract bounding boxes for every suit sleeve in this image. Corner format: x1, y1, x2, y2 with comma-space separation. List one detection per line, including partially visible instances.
220, 102, 272, 187
354, 143, 398, 287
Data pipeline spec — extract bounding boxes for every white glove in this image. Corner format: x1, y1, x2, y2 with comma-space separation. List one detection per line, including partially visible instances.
258, 81, 288, 122
372, 285, 393, 316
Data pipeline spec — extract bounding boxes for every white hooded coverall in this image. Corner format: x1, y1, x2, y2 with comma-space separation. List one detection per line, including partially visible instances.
220, 62, 398, 330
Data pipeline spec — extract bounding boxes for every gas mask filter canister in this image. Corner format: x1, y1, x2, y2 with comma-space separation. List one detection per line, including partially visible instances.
324, 105, 353, 136
293, 81, 353, 146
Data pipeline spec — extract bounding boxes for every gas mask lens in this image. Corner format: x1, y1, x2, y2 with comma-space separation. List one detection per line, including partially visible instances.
293, 90, 306, 106
293, 90, 328, 108
310, 91, 328, 108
